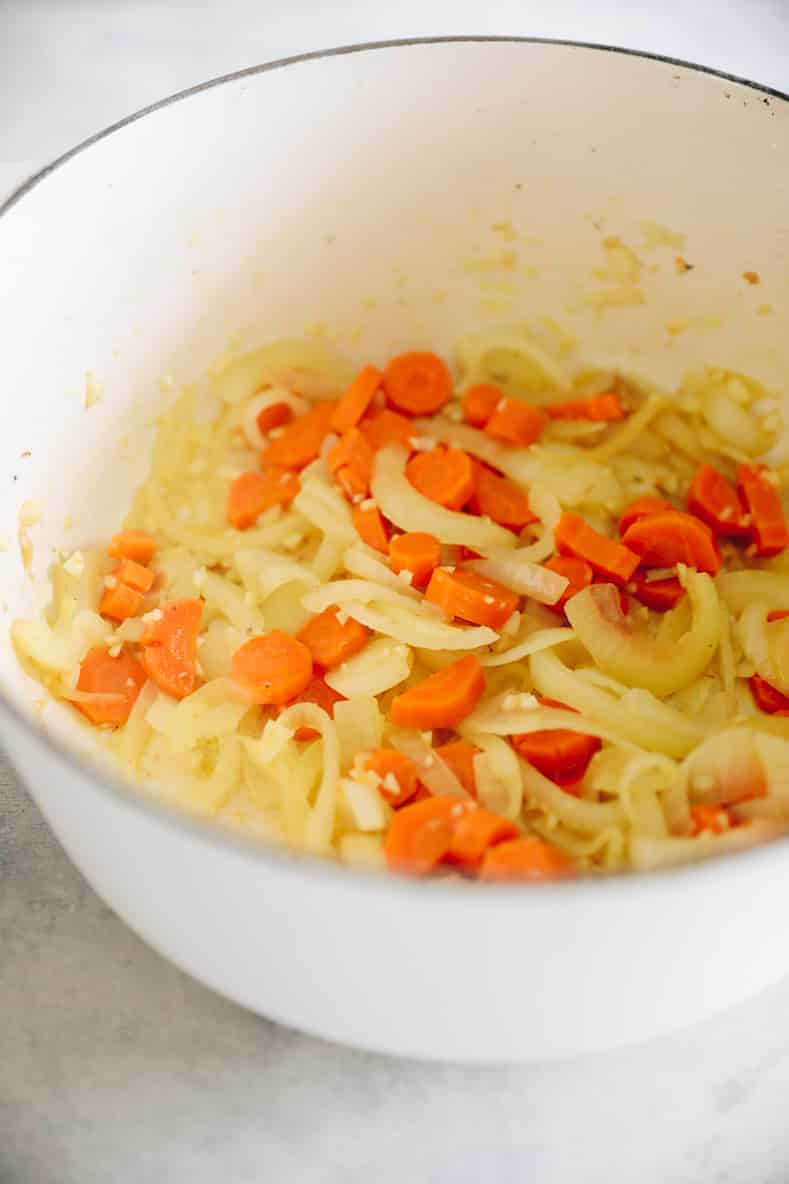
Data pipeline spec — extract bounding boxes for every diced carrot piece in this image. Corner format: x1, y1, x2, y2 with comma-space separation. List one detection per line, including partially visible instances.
256, 402, 293, 435
73, 647, 147, 727
141, 598, 203, 700
544, 555, 594, 614
99, 581, 144, 621
281, 674, 345, 741
331, 365, 383, 433
687, 464, 750, 538
690, 803, 732, 835
479, 836, 575, 881
231, 630, 313, 706
390, 655, 485, 729
114, 558, 154, 594
467, 461, 537, 531
359, 408, 415, 452
328, 427, 375, 500
546, 393, 626, 422
555, 512, 640, 584
629, 572, 685, 612
512, 729, 601, 783
365, 749, 421, 808
462, 383, 501, 428
389, 531, 441, 589
485, 398, 547, 447
384, 796, 463, 875
749, 673, 789, 715
737, 465, 789, 557
425, 567, 520, 630
297, 606, 369, 670
108, 530, 157, 564
382, 351, 452, 416
227, 470, 299, 529
261, 401, 338, 471
405, 446, 475, 510
435, 739, 480, 797
768, 610, 789, 623
445, 805, 518, 871
352, 504, 389, 553
618, 496, 675, 536
621, 510, 720, 574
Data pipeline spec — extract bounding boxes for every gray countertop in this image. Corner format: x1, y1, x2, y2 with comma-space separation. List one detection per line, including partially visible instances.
3, 3, 789, 1181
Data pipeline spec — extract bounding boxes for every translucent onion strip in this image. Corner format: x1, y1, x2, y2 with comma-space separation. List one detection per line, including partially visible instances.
388, 729, 471, 799
242, 388, 309, 449
325, 638, 412, 698
479, 626, 573, 668
341, 600, 498, 651
519, 757, 624, 833
277, 702, 340, 854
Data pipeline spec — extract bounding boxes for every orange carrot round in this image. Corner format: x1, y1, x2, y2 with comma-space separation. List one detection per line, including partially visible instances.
479, 836, 575, 881
331, 365, 382, 433
262, 401, 338, 471
512, 729, 601, 783
547, 393, 626, 422
231, 630, 313, 705
737, 464, 789, 557
543, 554, 594, 613
690, 804, 732, 835
141, 598, 203, 700
327, 427, 374, 501
297, 606, 369, 670
618, 496, 675, 536
256, 402, 293, 436
107, 530, 157, 565
686, 465, 750, 538
227, 470, 299, 529
467, 461, 537, 531
384, 796, 462, 875
435, 739, 480, 797
555, 511, 640, 584
405, 446, 475, 510
389, 531, 441, 588
114, 557, 154, 594
390, 655, 485, 729
485, 398, 547, 447
462, 383, 501, 427
359, 408, 415, 452
99, 581, 145, 621
365, 749, 421, 808
629, 572, 685, 612
445, 806, 518, 871
74, 647, 147, 727
425, 566, 519, 630
621, 510, 721, 574
382, 351, 452, 416
352, 504, 389, 553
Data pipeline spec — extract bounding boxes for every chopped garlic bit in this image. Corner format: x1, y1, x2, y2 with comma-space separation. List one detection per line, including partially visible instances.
360, 498, 377, 511
410, 436, 436, 452
397, 569, 414, 586
62, 550, 85, 577
103, 574, 118, 589
142, 608, 163, 623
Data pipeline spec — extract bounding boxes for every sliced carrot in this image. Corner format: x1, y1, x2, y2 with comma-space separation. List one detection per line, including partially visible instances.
618, 496, 675, 536
108, 530, 157, 565
114, 558, 154, 594
462, 383, 501, 428
737, 465, 789, 557
256, 402, 293, 436
467, 461, 537, 531
390, 655, 485, 729
231, 630, 312, 706
690, 803, 732, 836
768, 610, 789, 623
74, 647, 147, 727
331, 365, 383, 433
629, 572, 685, 612
261, 401, 338, 471
555, 512, 640, 585
382, 351, 452, 416
479, 836, 575, 881
389, 531, 441, 589
544, 554, 594, 614
512, 729, 601, 783
141, 598, 203, 700
384, 796, 462, 875
435, 739, 480, 797
365, 749, 421, 808
425, 566, 520, 630
352, 504, 389, 553
687, 464, 750, 538
297, 606, 369, 669
359, 408, 415, 452
621, 510, 721, 574
546, 393, 626, 421
485, 398, 548, 447
281, 674, 344, 741
405, 446, 475, 510
749, 673, 789, 715
227, 470, 299, 529
99, 581, 144, 621
445, 805, 518, 871
327, 427, 374, 501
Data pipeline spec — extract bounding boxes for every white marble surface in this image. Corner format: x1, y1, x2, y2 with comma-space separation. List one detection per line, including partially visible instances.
2, 4, 789, 1182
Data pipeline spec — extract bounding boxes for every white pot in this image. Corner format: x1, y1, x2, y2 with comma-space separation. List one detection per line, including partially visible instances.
1, 39, 788, 1062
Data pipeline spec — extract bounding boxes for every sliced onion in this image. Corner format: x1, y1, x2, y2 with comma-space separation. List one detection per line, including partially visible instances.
479, 626, 574, 668
566, 569, 720, 697
413, 418, 542, 488
467, 553, 567, 604
343, 544, 421, 596
371, 445, 514, 553
277, 702, 340, 854
519, 757, 624, 833
681, 728, 767, 806
325, 637, 412, 698
213, 339, 352, 405
292, 477, 356, 545
341, 600, 498, 651
717, 571, 789, 615
302, 578, 418, 614
630, 820, 786, 871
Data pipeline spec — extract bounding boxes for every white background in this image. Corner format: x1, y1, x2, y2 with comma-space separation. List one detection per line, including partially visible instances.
2, 3, 789, 1183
